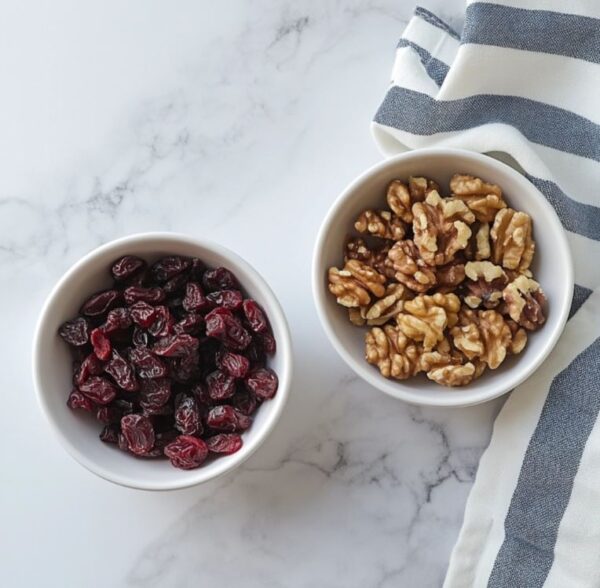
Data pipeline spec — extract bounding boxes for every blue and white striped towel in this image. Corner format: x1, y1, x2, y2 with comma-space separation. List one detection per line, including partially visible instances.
372, 2, 600, 586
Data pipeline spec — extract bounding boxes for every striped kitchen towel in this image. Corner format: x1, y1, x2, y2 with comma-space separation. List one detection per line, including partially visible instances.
372, 2, 600, 587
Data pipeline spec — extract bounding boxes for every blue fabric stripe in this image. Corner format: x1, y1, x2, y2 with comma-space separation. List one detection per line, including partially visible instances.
374, 87, 600, 163
396, 39, 450, 86
414, 6, 460, 41
569, 284, 593, 320
464, 3, 600, 66
488, 337, 600, 587
525, 175, 600, 242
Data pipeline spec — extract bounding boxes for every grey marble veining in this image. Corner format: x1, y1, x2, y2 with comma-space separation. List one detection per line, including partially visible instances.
0, 1, 499, 586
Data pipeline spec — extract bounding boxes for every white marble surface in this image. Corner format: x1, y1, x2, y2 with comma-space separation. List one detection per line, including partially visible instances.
1, 1, 504, 586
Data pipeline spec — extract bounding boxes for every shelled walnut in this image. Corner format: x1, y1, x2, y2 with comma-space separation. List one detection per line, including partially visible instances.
327, 173, 547, 387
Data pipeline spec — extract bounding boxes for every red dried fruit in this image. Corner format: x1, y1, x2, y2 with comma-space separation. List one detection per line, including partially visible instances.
242, 299, 269, 333
206, 405, 251, 432
163, 272, 189, 295
231, 389, 258, 416
206, 369, 236, 401
191, 382, 212, 407
102, 307, 132, 334
74, 353, 105, 387
129, 347, 168, 379
80, 289, 120, 317
99, 425, 119, 443
206, 434, 243, 455
205, 308, 251, 351
79, 376, 117, 405
91, 328, 112, 361
182, 282, 208, 312
124, 286, 165, 306
257, 331, 276, 355
207, 290, 243, 310
148, 305, 174, 337
173, 312, 204, 335
167, 350, 200, 383
243, 339, 266, 366
121, 414, 155, 455
59, 317, 90, 346
203, 267, 239, 292
132, 326, 149, 347
96, 405, 121, 424
174, 394, 202, 435
139, 378, 171, 411
130, 301, 156, 328
216, 350, 250, 379
67, 389, 94, 411
111, 255, 146, 281
152, 334, 199, 357
190, 257, 206, 281
164, 435, 208, 469
105, 349, 139, 392
245, 368, 278, 400
118, 433, 129, 451
150, 256, 191, 283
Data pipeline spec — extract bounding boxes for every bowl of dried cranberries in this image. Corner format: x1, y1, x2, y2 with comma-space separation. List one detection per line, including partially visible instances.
33, 233, 292, 490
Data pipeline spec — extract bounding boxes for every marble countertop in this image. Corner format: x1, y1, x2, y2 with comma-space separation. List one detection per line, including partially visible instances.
2, 1, 502, 586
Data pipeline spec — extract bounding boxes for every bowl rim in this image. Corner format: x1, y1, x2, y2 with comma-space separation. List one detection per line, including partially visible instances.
312, 147, 574, 407
32, 231, 293, 490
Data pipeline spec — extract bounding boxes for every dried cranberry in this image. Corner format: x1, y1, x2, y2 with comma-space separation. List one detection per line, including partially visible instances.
142, 403, 174, 417
111, 255, 146, 281
58, 317, 90, 346
206, 369, 236, 401
152, 334, 199, 357
74, 353, 104, 387
67, 389, 94, 411
105, 349, 139, 392
205, 308, 251, 351
243, 339, 266, 366
139, 378, 171, 411
163, 272, 189, 295
174, 394, 202, 435
164, 435, 208, 469
150, 256, 191, 283
114, 399, 134, 416
207, 290, 243, 310
190, 257, 206, 280
80, 289, 121, 317
124, 286, 165, 306
130, 301, 156, 328
132, 326, 149, 347
129, 347, 168, 379
102, 307, 132, 334
192, 382, 212, 407
79, 376, 117, 405
182, 282, 208, 312
206, 405, 251, 432
99, 425, 119, 443
148, 305, 174, 337
173, 312, 204, 335
245, 368, 278, 400
168, 350, 200, 383
91, 328, 112, 361
231, 389, 258, 416
216, 350, 250, 379
242, 299, 269, 333
206, 434, 243, 455
121, 414, 155, 455
257, 331, 276, 355
203, 267, 239, 292
96, 405, 121, 424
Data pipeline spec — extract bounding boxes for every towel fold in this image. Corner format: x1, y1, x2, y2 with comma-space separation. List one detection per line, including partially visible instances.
372, 2, 600, 586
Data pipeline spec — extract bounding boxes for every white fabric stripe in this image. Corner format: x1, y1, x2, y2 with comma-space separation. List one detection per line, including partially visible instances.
466, 0, 600, 19
371, 120, 600, 208
402, 14, 460, 67
438, 44, 600, 124
567, 231, 600, 290
545, 408, 600, 588
444, 288, 600, 588
391, 48, 441, 97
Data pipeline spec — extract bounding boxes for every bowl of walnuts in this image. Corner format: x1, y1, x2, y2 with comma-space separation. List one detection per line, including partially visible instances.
313, 148, 573, 406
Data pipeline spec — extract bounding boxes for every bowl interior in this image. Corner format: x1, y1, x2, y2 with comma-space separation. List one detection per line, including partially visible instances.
314, 150, 572, 406
34, 234, 291, 489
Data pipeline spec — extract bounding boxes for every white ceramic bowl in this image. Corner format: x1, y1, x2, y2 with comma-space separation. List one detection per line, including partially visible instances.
33, 233, 292, 490
313, 148, 573, 407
